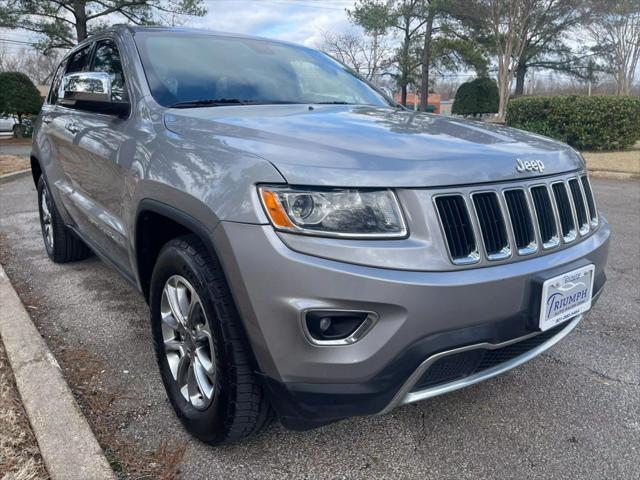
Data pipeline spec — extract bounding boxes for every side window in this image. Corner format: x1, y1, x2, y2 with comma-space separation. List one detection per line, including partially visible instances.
92, 39, 128, 101
48, 58, 68, 104
66, 45, 92, 74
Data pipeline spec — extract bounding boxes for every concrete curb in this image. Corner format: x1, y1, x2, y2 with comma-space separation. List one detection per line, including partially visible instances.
0, 264, 115, 480
0, 168, 30, 185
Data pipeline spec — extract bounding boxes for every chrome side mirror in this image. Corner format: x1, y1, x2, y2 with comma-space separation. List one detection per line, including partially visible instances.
58, 72, 129, 116
60, 72, 111, 103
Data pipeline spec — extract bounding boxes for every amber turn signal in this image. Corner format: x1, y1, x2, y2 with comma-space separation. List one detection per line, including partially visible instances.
260, 189, 295, 228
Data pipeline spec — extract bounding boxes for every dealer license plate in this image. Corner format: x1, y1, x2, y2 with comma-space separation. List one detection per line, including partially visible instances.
539, 264, 595, 331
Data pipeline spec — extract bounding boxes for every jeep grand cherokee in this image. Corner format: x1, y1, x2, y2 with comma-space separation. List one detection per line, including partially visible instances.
31, 26, 609, 444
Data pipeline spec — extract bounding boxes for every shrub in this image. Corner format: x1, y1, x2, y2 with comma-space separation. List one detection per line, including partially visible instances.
506, 95, 640, 151
0, 72, 43, 138
452, 77, 499, 117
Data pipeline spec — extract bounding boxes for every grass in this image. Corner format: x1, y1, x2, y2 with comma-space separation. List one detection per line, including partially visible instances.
582, 146, 640, 176
0, 137, 31, 146
56, 348, 187, 480
0, 339, 48, 480
0, 156, 29, 176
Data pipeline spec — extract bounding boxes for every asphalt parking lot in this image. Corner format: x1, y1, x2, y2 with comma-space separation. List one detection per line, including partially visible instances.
0, 174, 638, 479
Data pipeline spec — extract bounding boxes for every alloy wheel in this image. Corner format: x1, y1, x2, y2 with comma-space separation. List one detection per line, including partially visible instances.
40, 187, 54, 250
160, 275, 217, 410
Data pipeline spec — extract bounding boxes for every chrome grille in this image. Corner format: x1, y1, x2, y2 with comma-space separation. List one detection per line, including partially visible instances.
435, 173, 598, 265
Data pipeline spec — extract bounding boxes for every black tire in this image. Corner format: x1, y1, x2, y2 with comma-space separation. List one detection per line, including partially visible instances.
37, 176, 91, 263
150, 235, 272, 444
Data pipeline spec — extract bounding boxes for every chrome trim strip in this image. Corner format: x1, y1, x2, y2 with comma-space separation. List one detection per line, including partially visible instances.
550, 181, 577, 243
379, 315, 583, 415
300, 309, 379, 346
567, 178, 590, 236
469, 190, 512, 261
580, 175, 599, 228
529, 184, 561, 250
502, 188, 538, 256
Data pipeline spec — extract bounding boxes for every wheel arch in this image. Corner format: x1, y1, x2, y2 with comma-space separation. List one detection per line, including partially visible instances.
134, 199, 222, 303
30, 155, 42, 186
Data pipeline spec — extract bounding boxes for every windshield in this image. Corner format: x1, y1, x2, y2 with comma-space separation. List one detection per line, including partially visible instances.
134, 31, 391, 108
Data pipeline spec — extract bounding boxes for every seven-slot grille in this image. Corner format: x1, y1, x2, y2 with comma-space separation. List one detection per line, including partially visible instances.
435, 174, 597, 265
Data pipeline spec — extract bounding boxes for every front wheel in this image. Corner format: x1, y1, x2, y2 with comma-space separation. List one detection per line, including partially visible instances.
150, 235, 272, 444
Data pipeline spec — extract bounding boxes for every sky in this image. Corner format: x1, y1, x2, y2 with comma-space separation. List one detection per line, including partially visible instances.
0, 0, 359, 54
189, 0, 358, 47
0, 0, 637, 85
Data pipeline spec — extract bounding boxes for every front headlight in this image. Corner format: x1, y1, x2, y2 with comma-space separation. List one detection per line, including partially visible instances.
258, 186, 407, 238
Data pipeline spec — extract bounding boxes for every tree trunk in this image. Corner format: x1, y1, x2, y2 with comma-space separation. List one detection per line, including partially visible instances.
617, 67, 630, 96
419, 12, 434, 112
514, 63, 527, 97
74, 0, 88, 42
14, 113, 23, 138
498, 83, 509, 122
400, 15, 411, 106
496, 55, 510, 122
370, 33, 379, 82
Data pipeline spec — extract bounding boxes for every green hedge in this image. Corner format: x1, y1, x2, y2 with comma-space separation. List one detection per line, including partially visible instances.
506, 95, 640, 150
452, 77, 499, 116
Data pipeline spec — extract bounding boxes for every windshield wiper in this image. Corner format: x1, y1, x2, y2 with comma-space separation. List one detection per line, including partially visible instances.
170, 99, 304, 108
170, 98, 254, 108
314, 101, 354, 105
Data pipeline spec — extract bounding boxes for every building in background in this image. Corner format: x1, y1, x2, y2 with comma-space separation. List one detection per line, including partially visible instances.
393, 92, 441, 113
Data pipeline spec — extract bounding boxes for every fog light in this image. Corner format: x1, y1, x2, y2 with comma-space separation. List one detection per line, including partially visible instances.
319, 317, 332, 332
303, 310, 378, 345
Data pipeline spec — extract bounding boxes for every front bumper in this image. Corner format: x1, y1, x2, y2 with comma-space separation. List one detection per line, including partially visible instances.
213, 218, 610, 430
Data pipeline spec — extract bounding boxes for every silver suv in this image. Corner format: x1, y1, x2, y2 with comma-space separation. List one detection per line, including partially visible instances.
32, 26, 610, 444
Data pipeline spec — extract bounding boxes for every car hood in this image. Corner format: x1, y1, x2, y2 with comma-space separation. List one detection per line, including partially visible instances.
163, 104, 584, 188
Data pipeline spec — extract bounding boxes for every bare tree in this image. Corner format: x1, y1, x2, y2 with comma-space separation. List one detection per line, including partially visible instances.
486, 0, 538, 120
512, 0, 591, 96
588, 0, 640, 96
0, 46, 64, 84
350, 0, 428, 105
319, 30, 391, 82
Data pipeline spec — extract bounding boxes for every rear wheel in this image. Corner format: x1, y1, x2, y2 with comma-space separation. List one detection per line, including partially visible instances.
150, 235, 272, 444
37, 176, 91, 263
